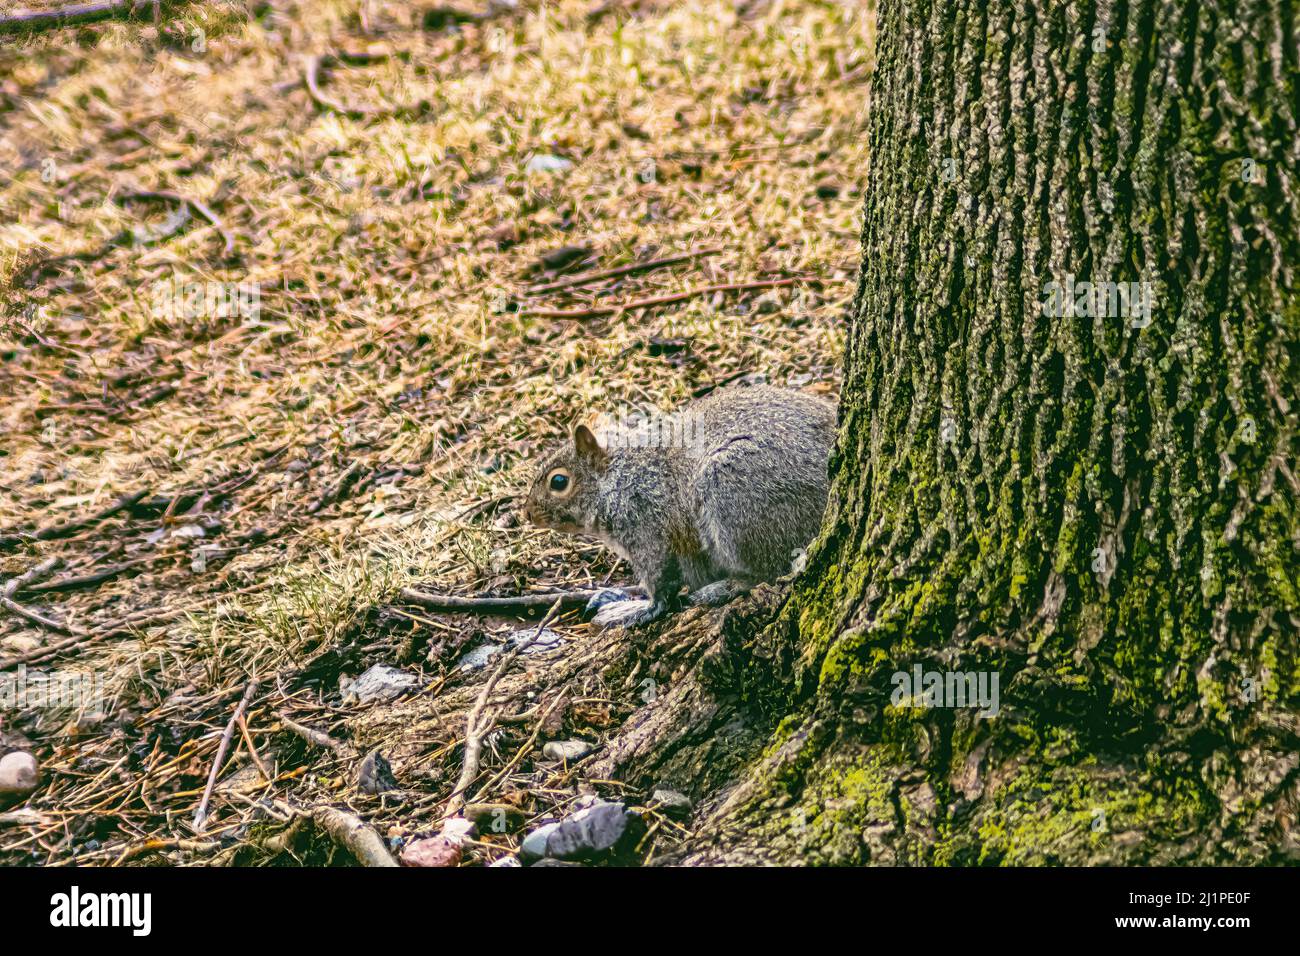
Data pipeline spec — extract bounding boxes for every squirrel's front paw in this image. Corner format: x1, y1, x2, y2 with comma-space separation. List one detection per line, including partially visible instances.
590, 598, 663, 630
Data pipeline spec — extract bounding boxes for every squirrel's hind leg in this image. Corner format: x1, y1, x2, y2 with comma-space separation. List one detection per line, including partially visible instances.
591, 554, 685, 630
590, 597, 668, 630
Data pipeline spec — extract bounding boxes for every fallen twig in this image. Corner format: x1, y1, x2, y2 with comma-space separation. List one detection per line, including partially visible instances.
523, 277, 816, 319
193, 680, 259, 833
692, 368, 753, 397
0, 0, 167, 35
110, 838, 222, 865
0, 603, 201, 671
399, 587, 600, 615
524, 246, 722, 295
469, 689, 569, 802
0, 595, 87, 637
15, 187, 235, 284
223, 792, 395, 865
278, 714, 349, 753
0, 490, 146, 552
309, 805, 399, 867
237, 713, 272, 782
21, 554, 160, 594
2, 557, 62, 598
0, 809, 48, 828
443, 599, 563, 819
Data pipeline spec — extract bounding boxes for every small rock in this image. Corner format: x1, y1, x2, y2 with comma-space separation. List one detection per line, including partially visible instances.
542, 740, 593, 762
507, 627, 564, 654
0, 751, 39, 797
521, 801, 644, 862
651, 788, 693, 818
464, 802, 527, 834
519, 822, 560, 861
490, 855, 522, 867
457, 642, 503, 671
341, 664, 419, 703
526, 154, 573, 175
400, 835, 462, 868
356, 750, 399, 794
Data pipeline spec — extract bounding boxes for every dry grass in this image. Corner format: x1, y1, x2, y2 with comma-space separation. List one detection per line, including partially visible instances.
0, 0, 872, 865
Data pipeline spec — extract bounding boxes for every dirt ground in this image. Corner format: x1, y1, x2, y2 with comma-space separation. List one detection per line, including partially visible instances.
0, 0, 871, 865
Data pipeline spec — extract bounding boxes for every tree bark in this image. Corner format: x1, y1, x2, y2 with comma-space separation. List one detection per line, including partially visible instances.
609, 0, 1298, 865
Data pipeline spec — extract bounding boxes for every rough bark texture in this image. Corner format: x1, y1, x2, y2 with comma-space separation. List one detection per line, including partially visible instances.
599, 0, 1298, 865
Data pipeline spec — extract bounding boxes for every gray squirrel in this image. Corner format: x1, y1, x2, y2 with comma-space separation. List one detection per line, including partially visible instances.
524, 385, 836, 628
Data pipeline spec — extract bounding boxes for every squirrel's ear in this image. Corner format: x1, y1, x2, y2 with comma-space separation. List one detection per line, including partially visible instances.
573, 423, 606, 464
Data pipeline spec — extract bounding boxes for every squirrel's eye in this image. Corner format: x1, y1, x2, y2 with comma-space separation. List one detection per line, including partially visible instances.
548, 471, 571, 493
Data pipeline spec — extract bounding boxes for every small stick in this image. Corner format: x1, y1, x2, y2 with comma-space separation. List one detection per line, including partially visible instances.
110, 838, 221, 865
469, 689, 569, 802
237, 713, 272, 781
0, 0, 167, 35
310, 806, 399, 867
278, 714, 349, 753
0, 595, 86, 636
522, 277, 816, 320
0, 810, 47, 828
22, 554, 159, 594
0, 489, 146, 551
221, 793, 395, 866
1, 626, 97, 671
692, 369, 751, 397
0, 603, 200, 671
443, 599, 563, 819
2, 557, 62, 598
399, 587, 600, 615
524, 247, 722, 295
193, 680, 259, 833
257, 815, 308, 854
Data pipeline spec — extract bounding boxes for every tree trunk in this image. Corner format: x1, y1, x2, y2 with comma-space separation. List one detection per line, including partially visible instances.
610, 0, 1298, 865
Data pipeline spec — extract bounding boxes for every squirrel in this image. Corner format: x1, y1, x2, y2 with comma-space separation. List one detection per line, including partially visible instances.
524, 385, 837, 629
